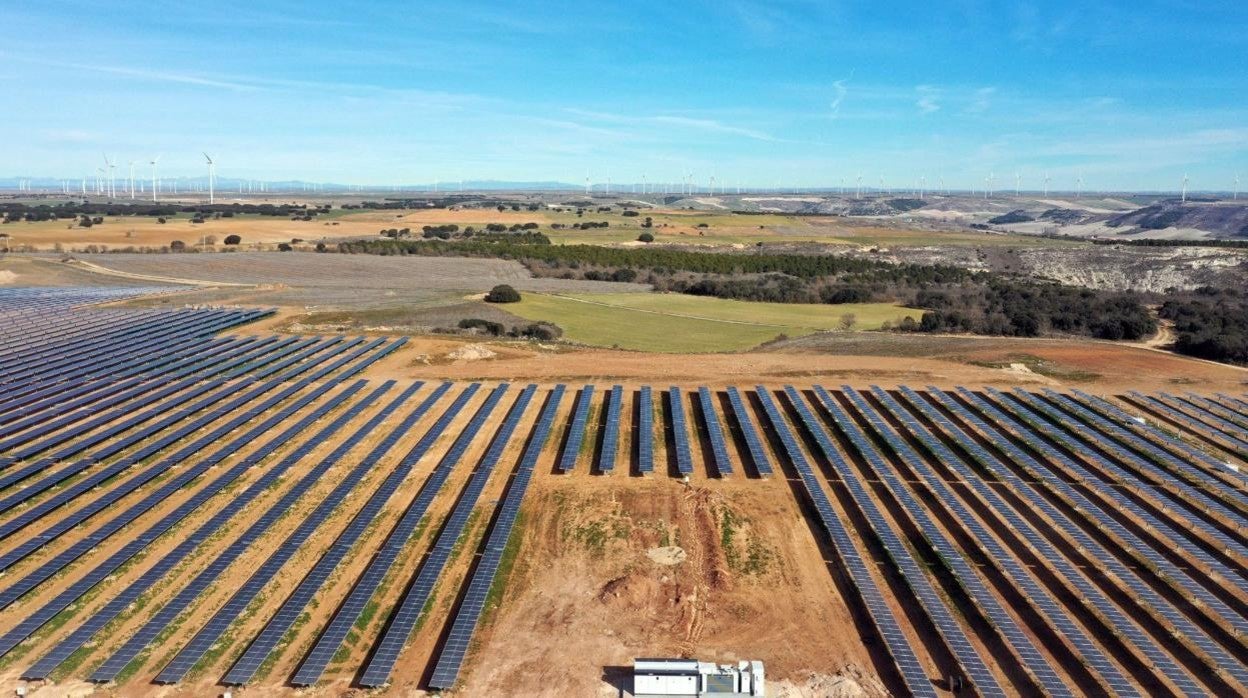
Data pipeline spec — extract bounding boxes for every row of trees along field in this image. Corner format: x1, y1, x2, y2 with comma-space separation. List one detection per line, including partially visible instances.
334, 237, 1160, 343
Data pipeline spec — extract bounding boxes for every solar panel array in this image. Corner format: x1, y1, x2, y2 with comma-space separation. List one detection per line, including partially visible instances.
426, 385, 566, 690
792, 387, 1005, 697
750, 386, 938, 698
7, 290, 1248, 696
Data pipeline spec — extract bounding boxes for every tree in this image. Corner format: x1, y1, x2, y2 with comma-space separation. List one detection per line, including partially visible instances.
315, 242, 328, 252
839, 313, 857, 331
277, 242, 293, 252
637, 232, 655, 243
224, 234, 241, 245
169, 240, 187, 252
485, 284, 521, 303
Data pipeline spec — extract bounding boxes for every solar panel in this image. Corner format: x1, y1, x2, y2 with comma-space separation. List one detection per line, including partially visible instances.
726, 387, 772, 476
90, 382, 458, 683
1006, 388, 1248, 561
792, 386, 1007, 697
425, 385, 565, 691
597, 385, 623, 473
908, 386, 1248, 688
151, 383, 499, 685
637, 387, 654, 475
288, 384, 510, 687
558, 385, 595, 472
852, 386, 1204, 696
20, 380, 407, 677
352, 385, 537, 688
749, 386, 936, 698
697, 387, 733, 476
972, 388, 1248, 596
668, 387, 693, 475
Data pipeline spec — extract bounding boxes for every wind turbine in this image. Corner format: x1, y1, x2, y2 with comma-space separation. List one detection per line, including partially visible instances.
204, 153, 215, 204
855, 174, 863, 199
127, 161, 136, 199
1043, 173, 1051, 197
920, 175, 926, 200
1075, 174, 1083, 199
1181, 173, 1189, 203
103, 154, 117, 198
1235, 173, 1241, 200
1014, 171, 1020, 197
150, 156, 162, 202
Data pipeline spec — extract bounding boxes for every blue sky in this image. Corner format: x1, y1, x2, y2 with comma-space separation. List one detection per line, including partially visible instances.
3, 0, 1247, 191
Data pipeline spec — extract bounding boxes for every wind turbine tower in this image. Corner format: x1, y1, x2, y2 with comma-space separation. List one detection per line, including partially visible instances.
1181, 173, 1189, 203
128, 161, 136, 199
150, 156, 161, 202
1014, 172, 1020, 197
205, 153, 217, 204
1235, 173, 1240, 200
1043, 173, 1051, 198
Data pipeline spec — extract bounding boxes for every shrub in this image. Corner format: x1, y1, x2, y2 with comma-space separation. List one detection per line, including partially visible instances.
224, 234, 241, 245
277, 242, 293, 252
637, 232, 655, 243
458, 318, 505, 335
517, 322, 562, 340
169, 240, 186, 252
485, 284, 521, 303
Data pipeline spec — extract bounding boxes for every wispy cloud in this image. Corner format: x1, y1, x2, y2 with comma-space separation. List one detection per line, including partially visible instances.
830, 74, 851, 119
915, 85, 941, 114
564, 108, 777, 142
5, 55, 261, 91
966, 87, 995, 114
650, 116, 776, 141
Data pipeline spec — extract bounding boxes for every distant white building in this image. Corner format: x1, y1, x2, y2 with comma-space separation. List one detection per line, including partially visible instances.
632, 658, 765, 697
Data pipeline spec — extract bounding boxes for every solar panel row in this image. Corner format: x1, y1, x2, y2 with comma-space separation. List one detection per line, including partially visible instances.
668, 387, 694, 475
726, 386, 772, 476
697, 387, 733, 476
637, 386, 654, 474
597, 384, 623, 473
558, 385, 594, 471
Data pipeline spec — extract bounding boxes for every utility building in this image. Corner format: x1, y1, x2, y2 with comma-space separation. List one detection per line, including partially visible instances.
632, 658, 765, 697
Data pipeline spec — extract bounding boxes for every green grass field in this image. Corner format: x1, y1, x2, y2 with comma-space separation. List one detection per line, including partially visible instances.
506, 292, 923, 352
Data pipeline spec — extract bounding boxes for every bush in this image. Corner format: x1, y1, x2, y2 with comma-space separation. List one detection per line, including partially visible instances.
223, 234, 241, 245
458, 318, 505, 335
485, 284, 521, 303
169, 240, 186, 252
277, 243, 293, 252
517, 322, 562, 340
637, 232, 655, 243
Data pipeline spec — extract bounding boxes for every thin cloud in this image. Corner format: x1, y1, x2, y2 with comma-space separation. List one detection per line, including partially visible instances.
966, 87, 996, 114
830, 73, 852, 119
650, 116, 776, 141
916, 85, 941, 114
